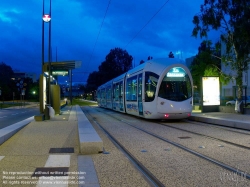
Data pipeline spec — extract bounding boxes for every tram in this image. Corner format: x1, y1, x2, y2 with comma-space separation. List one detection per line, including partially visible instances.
96, 58, 193, 119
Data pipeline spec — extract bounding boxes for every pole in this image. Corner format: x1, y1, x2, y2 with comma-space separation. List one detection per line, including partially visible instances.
42, 0, 44, 69
48, 0, 52, 105
70, 69, 72, 105
40, 0, 45, 113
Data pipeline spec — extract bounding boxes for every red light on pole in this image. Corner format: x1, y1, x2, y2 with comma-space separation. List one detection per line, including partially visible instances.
43, 14, 51, 22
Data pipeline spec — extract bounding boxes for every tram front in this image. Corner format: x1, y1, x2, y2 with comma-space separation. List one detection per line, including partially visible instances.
156, 65, 193, 119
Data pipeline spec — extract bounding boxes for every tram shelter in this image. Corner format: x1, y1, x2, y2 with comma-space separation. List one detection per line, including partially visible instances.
39, 60, 81, 116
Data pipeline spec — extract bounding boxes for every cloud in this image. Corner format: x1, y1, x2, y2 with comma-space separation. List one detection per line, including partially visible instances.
0, 0, 221, 84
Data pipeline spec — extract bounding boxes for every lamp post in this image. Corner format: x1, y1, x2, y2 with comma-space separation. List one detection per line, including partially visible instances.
0, 89, 1, 109
42, 0, 52, 106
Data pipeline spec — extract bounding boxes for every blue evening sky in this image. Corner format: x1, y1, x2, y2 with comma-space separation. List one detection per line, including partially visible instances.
0, 0, 220, 84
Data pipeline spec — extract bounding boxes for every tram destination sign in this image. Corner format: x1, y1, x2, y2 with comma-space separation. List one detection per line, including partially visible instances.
167, 67, 185, 77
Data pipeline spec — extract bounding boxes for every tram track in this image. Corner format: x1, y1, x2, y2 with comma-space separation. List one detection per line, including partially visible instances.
82, 107, 165, 187
157, 122, 250, 151
118, 118, 250, 181
93, 118, 165, 187
185, 119, 250, 135
84, 106, 250, 182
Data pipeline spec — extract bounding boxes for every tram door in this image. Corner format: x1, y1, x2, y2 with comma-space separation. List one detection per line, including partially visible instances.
138, 73, 143, 115
119, 81, 124, 111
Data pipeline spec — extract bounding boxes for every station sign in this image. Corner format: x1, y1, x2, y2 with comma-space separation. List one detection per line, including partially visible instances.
52, 70, 68, 76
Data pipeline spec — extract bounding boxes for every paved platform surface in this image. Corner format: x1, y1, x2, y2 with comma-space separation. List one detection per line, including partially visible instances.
189, 111, 250, 130
0, 105, 99, 187
1, 103, 250, 186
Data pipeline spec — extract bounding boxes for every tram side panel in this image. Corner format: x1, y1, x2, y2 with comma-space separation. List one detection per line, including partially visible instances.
105, 84, 113, 109
125, 72, 144, 117
141, 71, 160, 118
112, 80, 125, 113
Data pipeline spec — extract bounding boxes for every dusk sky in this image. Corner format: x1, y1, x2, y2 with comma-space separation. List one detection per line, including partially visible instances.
0, 0, 220, 84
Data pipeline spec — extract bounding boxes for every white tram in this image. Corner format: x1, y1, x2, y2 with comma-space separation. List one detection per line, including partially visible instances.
97, 58, 193, 119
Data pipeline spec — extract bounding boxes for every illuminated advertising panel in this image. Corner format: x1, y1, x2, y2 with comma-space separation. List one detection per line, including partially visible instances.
202, 77, 220, 106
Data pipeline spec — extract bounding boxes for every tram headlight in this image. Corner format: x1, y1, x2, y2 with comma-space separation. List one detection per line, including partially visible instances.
164, 114, 169, 118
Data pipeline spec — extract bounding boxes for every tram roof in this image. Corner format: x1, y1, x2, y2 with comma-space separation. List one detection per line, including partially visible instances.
97, 58, 187, 89
127, 58, 186, 76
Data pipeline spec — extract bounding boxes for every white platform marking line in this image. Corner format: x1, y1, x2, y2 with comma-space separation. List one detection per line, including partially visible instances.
45, 155, 70, 167
0, 156, 5, 161
36, 155, 71, 187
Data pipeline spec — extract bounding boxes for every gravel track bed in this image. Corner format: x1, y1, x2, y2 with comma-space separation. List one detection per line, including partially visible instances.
165, 121, 250, 147
112, 111, 250, 175
83, 108, 151, 187
86, 106, 250, 187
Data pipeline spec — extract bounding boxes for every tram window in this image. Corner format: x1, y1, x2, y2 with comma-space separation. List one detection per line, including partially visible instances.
145, 72, 159, 102
158, 67, 192, 101
114, 83, 120, 101
126, 75, 137, 101
120, 82, 123, 97
106, 86, 111, 100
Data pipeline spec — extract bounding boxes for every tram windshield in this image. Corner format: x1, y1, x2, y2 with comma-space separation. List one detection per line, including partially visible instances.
158, 67, 192, 101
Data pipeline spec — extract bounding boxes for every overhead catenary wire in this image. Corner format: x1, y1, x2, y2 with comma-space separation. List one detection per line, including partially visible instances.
83, 0, 170, 83
125, 0, 170, 48
87, 0, 112, 69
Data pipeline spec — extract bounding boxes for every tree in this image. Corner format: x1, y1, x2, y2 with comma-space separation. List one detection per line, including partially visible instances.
190, 40, 230, 91
139, 60, 145, 64
0, 62, 14, 100
168, 51, 174, 58
86, 71, 101, 92
98, 48, 133, 83
192, 0, 250, 100
86, 47, 133, 91
147, 56, 153, 60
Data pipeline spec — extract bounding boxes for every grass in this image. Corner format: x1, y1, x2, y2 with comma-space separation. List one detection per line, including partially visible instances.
0, 102, 26, 109
71, 99, 97, 106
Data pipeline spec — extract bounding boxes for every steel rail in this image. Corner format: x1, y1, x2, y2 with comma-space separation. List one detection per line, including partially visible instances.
93, 108, 250, 180
185, 119, 250, 135
82, 108, 165, 187
158, 122, 250, 151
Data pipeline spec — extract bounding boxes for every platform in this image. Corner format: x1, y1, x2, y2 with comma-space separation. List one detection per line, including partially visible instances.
189, 111, 250, 130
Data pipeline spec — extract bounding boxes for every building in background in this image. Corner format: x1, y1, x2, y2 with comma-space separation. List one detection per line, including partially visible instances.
220, 42, 250, 98
12, 70, 37, 82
